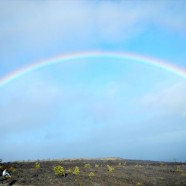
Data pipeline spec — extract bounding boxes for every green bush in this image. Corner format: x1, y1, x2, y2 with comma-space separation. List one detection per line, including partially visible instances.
84, 163, 91, 168
10, 167, 16, 173
176, 165, 183, 173
73, 166, 80, 175
66, 168, 71, 174
54, 165, 65, 176
35, 162, 41, 170
89, 171, 95, 178
107, 165, 115, 172
136, 182, 142, 186
95, 164, 99, 168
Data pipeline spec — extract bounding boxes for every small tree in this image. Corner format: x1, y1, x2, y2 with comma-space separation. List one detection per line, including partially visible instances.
107, 165, 115, 172
54, 165, 65, 176
84, 163, 91, 168
66, 168, 71, 174
95, 164, 99, 168
89, 172, 95, 178
35, 162, 41, 170
73, 166, 80, 175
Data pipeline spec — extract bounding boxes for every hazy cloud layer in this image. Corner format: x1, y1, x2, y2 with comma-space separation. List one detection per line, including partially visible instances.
0, 0, 186, 74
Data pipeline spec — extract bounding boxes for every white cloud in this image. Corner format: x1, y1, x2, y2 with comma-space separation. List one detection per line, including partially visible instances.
0, 0, 185, 74
0, 0, 185, 46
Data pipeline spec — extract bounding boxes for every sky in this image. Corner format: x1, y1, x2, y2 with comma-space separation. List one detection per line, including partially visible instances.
0, 0, 186, 162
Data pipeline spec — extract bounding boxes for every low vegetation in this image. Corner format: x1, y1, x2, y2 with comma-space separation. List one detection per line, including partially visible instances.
84, 163, 91, 168
107, 165, 115, 172
35, 162, 40, 170
136, 182, 142, 186
0, 159, 186, 185
73, 166, 80, 175
10, 166, 16, 173
95, 164, 99, 168
53, 165, 65, 176
66, 168, 71, 174
88, 171, 95, 178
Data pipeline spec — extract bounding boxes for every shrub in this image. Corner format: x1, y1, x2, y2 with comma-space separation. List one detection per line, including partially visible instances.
95, 164, 99, 168
118, 161, 126, 166
73, 166, 80, 175
54, 165, 65, 176
136, 182, 142, 186
89, 172, 95, 178
84, 163, 91, 168
35, 162, 40, 170
10, 167, 16, 173
107, 165, 114, 172
66, 168, 71, 174
176, 165, 183, 173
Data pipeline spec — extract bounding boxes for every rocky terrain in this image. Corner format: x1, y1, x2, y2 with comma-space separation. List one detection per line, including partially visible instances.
0, 158, 186, 186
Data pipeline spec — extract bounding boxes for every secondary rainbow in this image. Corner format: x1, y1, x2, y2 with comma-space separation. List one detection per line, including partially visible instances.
0, 51, 186, 88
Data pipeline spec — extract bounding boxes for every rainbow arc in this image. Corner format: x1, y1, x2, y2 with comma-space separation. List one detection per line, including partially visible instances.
0, 51, 186, 88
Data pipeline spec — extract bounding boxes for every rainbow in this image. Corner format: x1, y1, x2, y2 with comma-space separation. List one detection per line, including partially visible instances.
0, 51, 186, 88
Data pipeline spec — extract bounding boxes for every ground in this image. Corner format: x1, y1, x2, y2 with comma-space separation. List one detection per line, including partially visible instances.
0, 158, 186, 186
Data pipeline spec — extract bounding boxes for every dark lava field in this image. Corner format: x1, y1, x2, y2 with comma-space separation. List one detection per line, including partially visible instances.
1, 158, 186, 186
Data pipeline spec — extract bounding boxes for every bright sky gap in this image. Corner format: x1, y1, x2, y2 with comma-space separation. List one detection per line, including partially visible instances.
0, 51, 186, 88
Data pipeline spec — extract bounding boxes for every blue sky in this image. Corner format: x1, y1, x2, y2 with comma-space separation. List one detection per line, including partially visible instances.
0, 0, 186, 162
